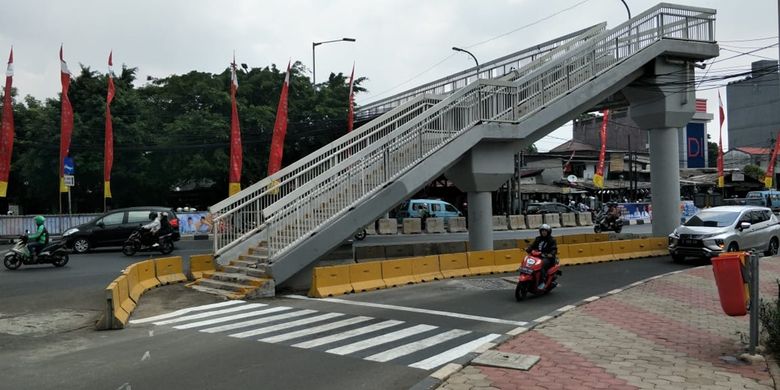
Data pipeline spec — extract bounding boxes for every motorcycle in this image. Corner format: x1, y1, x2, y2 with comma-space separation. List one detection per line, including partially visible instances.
122, 229, 174, 256
515, 250, 561, 301
4, 235, 69, 270
593, 212, 623, 233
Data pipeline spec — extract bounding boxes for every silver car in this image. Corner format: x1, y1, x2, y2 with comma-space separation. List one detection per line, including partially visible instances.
668, 206, 780, 262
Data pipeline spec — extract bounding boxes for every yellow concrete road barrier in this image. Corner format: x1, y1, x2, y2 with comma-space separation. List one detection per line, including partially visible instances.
517, 238, 533, 250
467, 250, 495, 275
190, 254, 216, 280
586, 242, 614, 262
557, 244, 571, 263
633, 239, 654, 258
587, 233, 610, 242
562, 243, 592, 265
647, 237, 669, 256
610, 240, 634, 260
107, 281, 129, 329
412, 255, 444, 282
439, 253, 470, 278
382, 258, 415, 287
493, 248, 524, 273
115, 274, 136, 318
136, 259, 161, 291
122, 263, 143, 304
155, 256, 188, 285
349, 262, 386, 292
309, 264, 352, 297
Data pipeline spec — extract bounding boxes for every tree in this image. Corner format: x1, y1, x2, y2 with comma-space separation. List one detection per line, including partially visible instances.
744, 164, 765, 180
708, 141, 718, 168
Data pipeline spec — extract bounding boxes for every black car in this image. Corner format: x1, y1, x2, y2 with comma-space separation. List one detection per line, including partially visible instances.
524, 202, 578, 215
62, 207, 180, 253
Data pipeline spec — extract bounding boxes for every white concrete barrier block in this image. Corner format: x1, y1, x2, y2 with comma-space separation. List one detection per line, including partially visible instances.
508, 215, 527, 230
492, 216, 508, 231
377, 219, 398, 235
447, 217, 468, 233
543, 214, 561, 228
402, 218, 422, 234
526, 214, 543, 230
577, 212, 594, 226
365, 221, 377, 235
561, 213, 577, 227
425, 217, 446, 234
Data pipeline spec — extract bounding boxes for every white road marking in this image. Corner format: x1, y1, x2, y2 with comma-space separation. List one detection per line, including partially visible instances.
584, 296, 600, 302
173, 307, 292, 330
533, 315, 553, 323
430, 363, 462, 380
259, 316, 373, 344
292, 320, 404, 349
141, 351, 150, 361
148, 330, 154, 337
557, 305, 577, 312
153, 303, 266, 325
229, 313, 344, 339
129, 300, 244, 324
506, 326, 528, 336
284, 295, 527, 326
607, 288, 623, 295
365, 329, 470, 362
409, 333, 501, 370
326, 324, 437, 356
200, 309, 317, 334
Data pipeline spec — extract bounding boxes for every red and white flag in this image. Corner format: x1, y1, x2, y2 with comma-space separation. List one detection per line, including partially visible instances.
593, 110, 609, 188
268, 60, 291, 176
717, 91, 725, 188
59, 45, 73, 194
347, 62, 355, 132
104, 51, 115, 200
228, 55, 243, 196
0, 47, 14, 197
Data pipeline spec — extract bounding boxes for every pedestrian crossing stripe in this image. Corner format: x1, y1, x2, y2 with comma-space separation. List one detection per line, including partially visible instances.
132, 301, 501, 371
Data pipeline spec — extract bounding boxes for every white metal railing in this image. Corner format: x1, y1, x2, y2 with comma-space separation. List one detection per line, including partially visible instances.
356, 23, 607, 120
214, 3, 716, 260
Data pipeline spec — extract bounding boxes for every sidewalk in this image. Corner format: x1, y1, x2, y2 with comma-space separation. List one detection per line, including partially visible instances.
437, 258, 780, 390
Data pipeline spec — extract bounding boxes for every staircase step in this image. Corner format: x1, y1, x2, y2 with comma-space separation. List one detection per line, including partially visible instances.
202, 271, 268, 287
239, 254, 268, 262
248, 246, 269, 256
197, 278, 255, 292
221, 264, 269, 278
188, 284, 244, 300
229, 259, 258, 268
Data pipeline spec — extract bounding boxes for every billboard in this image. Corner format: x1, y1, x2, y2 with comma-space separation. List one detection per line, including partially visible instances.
686, 123, 706, 168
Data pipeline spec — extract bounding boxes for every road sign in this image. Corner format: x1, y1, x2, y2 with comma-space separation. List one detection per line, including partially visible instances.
64, 157, 75, 175
64, 175, 75, 187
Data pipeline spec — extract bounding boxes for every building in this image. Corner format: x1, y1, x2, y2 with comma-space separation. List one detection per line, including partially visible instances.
724, 147, 772, 170
726, 60, 780, 150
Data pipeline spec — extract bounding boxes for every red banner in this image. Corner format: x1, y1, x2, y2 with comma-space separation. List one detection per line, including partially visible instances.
347, 62, 355, 132
765, 131, 780, 189
104, 51, 115, 199
593, 109, 608, 188
0, 47, 14, 197
59, 46, 73, 193
228, 57, 242, 196
717, 91, 725, 188
267, 61, 291, 176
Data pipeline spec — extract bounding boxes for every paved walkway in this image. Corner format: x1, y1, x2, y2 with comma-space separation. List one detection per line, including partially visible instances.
438, 258, 780, 390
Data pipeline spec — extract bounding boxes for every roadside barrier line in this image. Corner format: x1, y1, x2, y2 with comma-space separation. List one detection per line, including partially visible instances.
129, 297, 244, 324
292, 320, 405, 349
173, 307, 293, 330
229, 313, 344, 339
200, 309, 316, 334
326, 324, 438, 355
259, 316, 374, 344
409, 334, 502, 370
284, 295, 528, 326
153, 303, 266, 325
365, 329, 471, 363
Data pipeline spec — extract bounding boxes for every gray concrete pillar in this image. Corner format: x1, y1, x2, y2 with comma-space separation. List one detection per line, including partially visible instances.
649, 127, 682, 236
467, 191, 493, 251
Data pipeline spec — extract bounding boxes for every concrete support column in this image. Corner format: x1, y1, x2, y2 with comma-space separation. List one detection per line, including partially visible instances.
467, 191, 493, 251
649, 127, 682, 236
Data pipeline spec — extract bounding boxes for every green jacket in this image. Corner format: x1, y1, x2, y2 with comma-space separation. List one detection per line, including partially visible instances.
28, 224, 47, 244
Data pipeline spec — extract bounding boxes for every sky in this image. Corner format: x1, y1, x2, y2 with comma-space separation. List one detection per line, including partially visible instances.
0, 0, 777, 152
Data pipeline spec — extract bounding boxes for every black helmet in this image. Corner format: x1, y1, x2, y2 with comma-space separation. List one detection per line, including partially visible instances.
149, 211, 158, 220
539, 223, 552, 235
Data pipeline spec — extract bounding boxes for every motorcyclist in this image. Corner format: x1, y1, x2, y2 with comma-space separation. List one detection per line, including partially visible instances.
141, 212, 161, 246
27, 215, 48, 259
526, 223, 558, 290
604, 202, 620, 227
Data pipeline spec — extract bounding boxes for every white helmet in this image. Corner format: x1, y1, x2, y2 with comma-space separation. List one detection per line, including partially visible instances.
539, 223, 552, 234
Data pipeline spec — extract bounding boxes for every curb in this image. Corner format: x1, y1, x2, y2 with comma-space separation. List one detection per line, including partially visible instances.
622, 219, 652, 225
410, 266, 700, 390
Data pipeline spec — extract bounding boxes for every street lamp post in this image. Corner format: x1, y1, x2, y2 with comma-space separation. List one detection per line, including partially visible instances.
452, 47, 480, 80
453, 46, 481, 119
312, 37, 356, 86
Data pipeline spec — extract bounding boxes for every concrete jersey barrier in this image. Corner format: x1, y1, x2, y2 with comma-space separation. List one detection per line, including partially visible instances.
446, 217, 467, 233
526, 214, 543, 230
491, 216, 508, 231
543, 213, 561, 228
560, 213, 577, 227
508, 215, 527, 230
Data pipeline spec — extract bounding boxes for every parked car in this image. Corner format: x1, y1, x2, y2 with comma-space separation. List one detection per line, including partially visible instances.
395, 199, 463, 221
524, 202, 577, 215
668, 205, 780, 262
62, 206, 180, 253
745, 190, 780, 210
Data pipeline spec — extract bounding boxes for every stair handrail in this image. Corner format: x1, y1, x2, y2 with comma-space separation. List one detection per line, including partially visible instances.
259, 3, 716, 259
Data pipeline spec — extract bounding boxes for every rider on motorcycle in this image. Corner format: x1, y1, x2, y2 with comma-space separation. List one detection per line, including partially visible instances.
27, 215, 48, 259
526, 223, 558, 290
604, 202, 620, 227
141, 212, 161, 246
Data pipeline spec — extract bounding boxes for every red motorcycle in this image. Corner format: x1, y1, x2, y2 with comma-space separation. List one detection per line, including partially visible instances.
515, 250, 561, 301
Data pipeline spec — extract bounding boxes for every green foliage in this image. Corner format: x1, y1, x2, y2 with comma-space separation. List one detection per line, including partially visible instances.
708, 141, 718, 168
744, 164, 766, 181
4, 62, 363, 213
760, 280, 780, 355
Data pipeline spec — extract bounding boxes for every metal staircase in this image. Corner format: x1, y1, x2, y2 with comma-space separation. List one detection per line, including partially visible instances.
198, 3, 718, 296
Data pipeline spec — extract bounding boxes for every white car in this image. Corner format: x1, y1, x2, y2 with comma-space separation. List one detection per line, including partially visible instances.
668, 206, 780, 262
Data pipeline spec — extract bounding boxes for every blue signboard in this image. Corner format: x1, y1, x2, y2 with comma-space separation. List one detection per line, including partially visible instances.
686, 123, 705, 168
63, 157, 75, 175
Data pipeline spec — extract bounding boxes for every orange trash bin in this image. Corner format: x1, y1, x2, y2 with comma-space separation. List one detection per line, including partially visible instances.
711, 252, 748, 316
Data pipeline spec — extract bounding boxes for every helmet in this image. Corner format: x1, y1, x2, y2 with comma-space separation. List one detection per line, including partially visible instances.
148, 211, 158, 220
33, 215, 45, 225
161, 212, 168, 217
539, 223, 551, 234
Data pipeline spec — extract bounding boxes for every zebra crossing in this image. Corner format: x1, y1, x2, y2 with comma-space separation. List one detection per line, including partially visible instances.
130, 300, 501, 371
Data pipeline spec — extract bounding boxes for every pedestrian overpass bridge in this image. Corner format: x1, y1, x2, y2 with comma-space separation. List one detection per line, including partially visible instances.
207, 3, 719, 289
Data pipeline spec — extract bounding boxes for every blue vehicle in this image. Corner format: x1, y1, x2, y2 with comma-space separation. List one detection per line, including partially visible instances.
745, 190, 780, 210
395, 199, 463, 221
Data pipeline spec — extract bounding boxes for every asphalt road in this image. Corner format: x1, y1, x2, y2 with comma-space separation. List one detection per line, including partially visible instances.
0, 231, 706, 390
